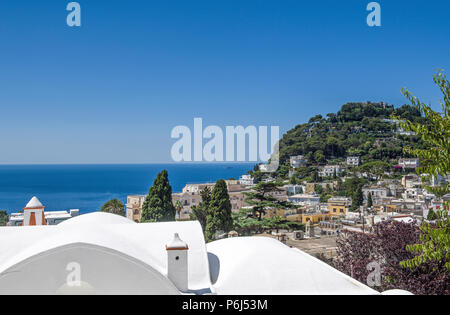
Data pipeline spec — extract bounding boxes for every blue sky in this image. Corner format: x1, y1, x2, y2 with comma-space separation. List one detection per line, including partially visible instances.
0, 0, 449, 164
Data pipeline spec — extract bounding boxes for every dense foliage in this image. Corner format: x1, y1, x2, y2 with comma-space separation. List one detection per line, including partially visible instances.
244, 182, 293, 220
100, 199, 125, 217
275, 102, 428, 177
141, 170, 176, 222
396, 71, 450, 271
0, 210, 7, 226
335, 221, 449, 295
190, 186, 211, 232
232, 208, 304, 236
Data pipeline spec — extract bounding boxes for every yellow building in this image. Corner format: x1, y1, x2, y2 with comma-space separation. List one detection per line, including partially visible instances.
327, 197, 350, 216
261, 207, 332, 224
285, 212, 331, 224
373, 203, 399, 213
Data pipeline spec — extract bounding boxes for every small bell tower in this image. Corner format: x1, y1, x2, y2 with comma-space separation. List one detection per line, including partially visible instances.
166, 233, 189, 292
22, 196, 46, 226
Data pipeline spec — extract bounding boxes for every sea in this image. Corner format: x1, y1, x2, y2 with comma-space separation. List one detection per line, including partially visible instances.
0, 163, 253, 214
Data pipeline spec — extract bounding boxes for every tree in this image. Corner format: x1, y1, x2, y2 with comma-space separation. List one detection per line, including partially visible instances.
351, 186, 363, 212
395, 71, 450, 271
396, 70, 449, 196
427, 209, 437, 221
314, 184, 324, 195
232, 209, 263, 236
244, 182, 293, 221
367, 193, 373, 208
289, 176, 298, 185
175, 200, 183, 220
141, 170, 176, 222
0, 211, 7, 226
205, 180, 233, 242
312, 170, 320, 182
190, 186, 211, 232
314, 150, 326, 164
262, 216, 289, 233
100, 199, 125, 216
335, 220, 449, 295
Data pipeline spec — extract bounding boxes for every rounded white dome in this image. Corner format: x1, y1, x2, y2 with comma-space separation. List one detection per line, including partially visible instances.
59, 212, 136, 226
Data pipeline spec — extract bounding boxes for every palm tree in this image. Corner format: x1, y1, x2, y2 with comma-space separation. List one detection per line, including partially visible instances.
175, 200, 183, 220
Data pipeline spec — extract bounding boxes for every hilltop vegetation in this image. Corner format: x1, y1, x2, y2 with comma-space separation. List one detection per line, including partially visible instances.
273, 101, 429, 178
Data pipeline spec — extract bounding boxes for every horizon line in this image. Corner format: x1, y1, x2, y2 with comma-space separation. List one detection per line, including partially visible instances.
0, 162, 257, 166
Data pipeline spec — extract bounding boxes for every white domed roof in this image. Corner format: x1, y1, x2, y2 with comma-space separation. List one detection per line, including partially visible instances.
207, 237, 379, 295
25, 196, 44, 209
59, 212, 136, 226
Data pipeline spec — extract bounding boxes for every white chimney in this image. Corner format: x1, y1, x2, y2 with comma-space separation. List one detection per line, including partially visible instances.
166, 233, 189, 292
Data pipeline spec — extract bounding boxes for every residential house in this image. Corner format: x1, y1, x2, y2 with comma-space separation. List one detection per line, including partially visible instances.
327, 197, 350, 216
346, 156, 360, 167
319, 165, 342, 177
288, 194, 321, 206
398, 158, 420, 169
238, 174, 255, 186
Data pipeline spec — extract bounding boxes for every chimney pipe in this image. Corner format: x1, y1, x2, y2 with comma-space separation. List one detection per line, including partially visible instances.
166, 233, 189, 292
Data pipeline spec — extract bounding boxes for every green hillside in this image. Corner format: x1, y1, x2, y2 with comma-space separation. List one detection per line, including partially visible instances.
273, 101, 429, 178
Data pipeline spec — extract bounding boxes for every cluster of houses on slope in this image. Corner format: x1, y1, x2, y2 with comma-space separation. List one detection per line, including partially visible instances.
125, 166, 449, 237
289, 154, 421, 179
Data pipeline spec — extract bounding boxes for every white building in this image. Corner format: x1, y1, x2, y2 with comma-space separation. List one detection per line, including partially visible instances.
319, 165, 342, 177
284, 184, 304, 196
399, 158, 420, 169
238, 174, 254, 186
0, 211, 396, 295
288, 194, 321, 206
346, 156, 360, 167
8, 197, 79, 226
402, 188, 423, 201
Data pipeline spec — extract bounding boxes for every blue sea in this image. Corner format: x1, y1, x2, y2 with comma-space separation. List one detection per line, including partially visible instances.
0, 164, 253, 214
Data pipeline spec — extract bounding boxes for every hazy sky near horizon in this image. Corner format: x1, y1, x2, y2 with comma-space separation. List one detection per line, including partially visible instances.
0, 0, 449, 164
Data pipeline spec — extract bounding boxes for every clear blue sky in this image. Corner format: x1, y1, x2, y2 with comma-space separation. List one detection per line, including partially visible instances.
0, 0, 449, 164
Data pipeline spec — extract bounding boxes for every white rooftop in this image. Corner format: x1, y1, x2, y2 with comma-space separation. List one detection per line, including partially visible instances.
25, 196, 44, 209
207, 237, 378, 295
0, 212, 396, 295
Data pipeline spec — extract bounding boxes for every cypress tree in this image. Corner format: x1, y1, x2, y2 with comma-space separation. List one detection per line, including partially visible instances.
351, 185, 364, 211
367, 193, 373, 207
205, 179, 233, 242
190, 186, 211, 232
141, 170, 176, 222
